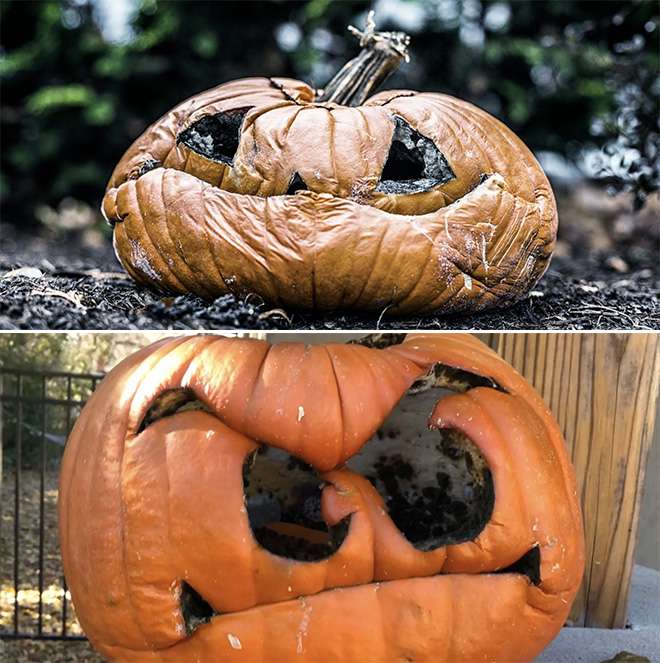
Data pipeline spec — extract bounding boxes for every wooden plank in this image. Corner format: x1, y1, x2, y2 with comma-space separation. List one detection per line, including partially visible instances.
492, 333, 660, 628
470, 332, 499, 351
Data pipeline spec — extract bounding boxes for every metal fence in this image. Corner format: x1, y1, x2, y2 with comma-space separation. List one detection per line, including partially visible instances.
0, 366, 104, 641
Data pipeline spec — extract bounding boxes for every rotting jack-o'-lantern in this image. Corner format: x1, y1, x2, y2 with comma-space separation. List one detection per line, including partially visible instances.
103, 13, 558, 315
59, 333, 584, 662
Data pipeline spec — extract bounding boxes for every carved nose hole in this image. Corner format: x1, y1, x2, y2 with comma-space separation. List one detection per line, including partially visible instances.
243, 446, 348, 561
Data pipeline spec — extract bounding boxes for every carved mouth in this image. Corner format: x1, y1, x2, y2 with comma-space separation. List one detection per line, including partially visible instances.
178, 550, 541, 637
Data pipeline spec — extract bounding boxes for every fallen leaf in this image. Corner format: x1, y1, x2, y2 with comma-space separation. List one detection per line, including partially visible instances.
2, 267, 44, 279
600, 651, 651, 663
29, 288, 86, 309
605, 255, 630, 273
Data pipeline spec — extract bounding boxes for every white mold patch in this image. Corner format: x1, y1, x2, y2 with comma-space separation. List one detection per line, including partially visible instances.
129, 239, 160, 281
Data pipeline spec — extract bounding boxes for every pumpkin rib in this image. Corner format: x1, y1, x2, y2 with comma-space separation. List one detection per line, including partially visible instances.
99, 340, 197, 649
121, 424, 181, 649
156, 168, 223, 298
310, 200, 318, 310
354, 220, 419, 310
127, 179, 190, 293
198, 205, 237, 297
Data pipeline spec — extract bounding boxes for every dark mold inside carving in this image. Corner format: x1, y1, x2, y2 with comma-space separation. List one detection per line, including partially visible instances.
408, 362, 508, 394
377, 116, 456, 194
180, 581, 216, 636
382, 430, 493, 551
243, 446, 349, 561
348, 391, 495, 552
177, 107, 252, 166
285, 171, 309, 195
138, 388, 212, 433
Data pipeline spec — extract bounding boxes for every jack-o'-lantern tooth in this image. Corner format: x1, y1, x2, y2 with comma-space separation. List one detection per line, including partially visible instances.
177, 107, 252, 166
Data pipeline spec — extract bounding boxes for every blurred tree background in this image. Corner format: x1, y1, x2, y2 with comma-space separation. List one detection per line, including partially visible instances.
0, 332, 172, 470
0, 0, 658, 229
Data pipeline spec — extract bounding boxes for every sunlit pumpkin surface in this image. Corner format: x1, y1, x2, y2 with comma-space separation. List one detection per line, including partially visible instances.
59, 333, 584, 662
103, 21, 557, 315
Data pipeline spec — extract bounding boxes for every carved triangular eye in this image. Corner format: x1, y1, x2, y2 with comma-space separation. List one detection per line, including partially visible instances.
177, 107, 251, 166
377, 116, 456, 194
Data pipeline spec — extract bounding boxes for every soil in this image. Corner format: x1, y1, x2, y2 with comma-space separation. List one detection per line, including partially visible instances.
1, 184, 658, 330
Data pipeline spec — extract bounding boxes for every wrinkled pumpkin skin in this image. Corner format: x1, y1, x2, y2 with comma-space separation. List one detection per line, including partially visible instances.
59, 334, 583, 662
103, 78, 557, 314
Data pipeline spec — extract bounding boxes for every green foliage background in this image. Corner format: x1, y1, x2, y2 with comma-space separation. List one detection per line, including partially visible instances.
1, 0, 658, 222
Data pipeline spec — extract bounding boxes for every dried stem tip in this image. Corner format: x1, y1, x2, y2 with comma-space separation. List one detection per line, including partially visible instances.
317, 11, 411, 107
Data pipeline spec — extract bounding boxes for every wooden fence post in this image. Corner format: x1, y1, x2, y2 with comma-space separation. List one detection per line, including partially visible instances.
488, 333, 660, 628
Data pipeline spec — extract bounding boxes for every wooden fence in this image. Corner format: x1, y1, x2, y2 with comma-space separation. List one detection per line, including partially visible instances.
475, 332, 660, 628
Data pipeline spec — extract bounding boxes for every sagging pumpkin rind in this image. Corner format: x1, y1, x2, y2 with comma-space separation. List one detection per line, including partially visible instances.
59, 333, 584, 663
103, 77, 557, 313
108, 167, 551, 313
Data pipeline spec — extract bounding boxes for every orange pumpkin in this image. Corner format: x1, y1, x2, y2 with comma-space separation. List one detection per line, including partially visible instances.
59, 333, 583, 662
103, 17, 557, 315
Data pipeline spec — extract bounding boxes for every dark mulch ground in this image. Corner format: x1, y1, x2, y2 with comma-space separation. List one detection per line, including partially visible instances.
1, 185, 658, 330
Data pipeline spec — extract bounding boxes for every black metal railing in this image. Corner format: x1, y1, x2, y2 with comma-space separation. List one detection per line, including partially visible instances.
1, 367, 104, 641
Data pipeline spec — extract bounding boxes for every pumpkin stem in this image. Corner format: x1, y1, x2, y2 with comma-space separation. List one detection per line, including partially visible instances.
316, 11, 410, 106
